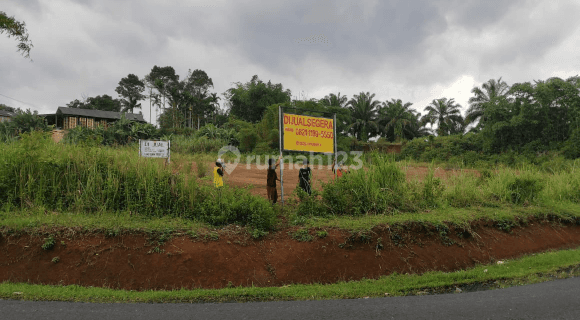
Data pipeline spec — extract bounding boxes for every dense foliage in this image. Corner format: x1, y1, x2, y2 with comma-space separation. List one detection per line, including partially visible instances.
402, 76, 580, 163
0, 109, 51, 142
66, 95, 123, 112
224, 75, 292, 123
62, 115, 159, 146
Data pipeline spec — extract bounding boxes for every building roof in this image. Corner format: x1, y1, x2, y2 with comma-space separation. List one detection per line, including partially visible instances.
0, 110, 15, 117
56, 107, 146, 122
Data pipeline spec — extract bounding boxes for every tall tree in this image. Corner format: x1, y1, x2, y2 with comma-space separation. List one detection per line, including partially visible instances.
225, 75, 292, 123
115, 74, 146, 113
0, 11, 33, 59
183, 69, 215, 129
145, 66, 179, 114
406, 112, 432, 138
319, 92, 350, 135
423, 98, 464, 136
466, 77, 510, 130
379, 98, 417, 142
320, 92, 348, 108
346, 92, 381, 141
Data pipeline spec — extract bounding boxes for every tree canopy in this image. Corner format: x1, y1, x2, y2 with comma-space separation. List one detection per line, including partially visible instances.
66, 95, 122, 112
115, 74, 145, 113
0, 11, 33, 59
379, 99, 417, 142
423, 98, 464, 136
0, 103, 16, 113
466, 77, 510, 131
225, 75, 292, 123
347, 92, 381, 141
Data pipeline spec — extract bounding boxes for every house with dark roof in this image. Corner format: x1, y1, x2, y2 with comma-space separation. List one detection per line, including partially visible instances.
0, 110, 15, 123
42, 107, 146, 130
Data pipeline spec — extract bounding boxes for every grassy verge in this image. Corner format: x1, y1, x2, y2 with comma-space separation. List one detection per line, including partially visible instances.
1, 247, 579, 303
291, 203, 580, 231
0, 208, 210, 234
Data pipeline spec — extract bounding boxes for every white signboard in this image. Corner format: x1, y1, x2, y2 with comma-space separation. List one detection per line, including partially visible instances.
139, 140, 170, 162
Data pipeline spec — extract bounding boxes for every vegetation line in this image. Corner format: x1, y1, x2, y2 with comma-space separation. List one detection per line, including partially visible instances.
1, 247, 579, 303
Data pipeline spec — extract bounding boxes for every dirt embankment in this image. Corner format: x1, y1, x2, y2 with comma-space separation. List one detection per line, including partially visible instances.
1, 217, 579, 291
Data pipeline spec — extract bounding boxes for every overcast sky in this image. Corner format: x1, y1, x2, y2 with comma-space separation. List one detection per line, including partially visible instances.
2, 0, 580, 125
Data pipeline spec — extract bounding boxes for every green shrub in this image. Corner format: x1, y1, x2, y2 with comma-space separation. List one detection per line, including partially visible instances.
562, 128, 580, 159
507, 176, 544, 204
42, 236, 55, 250
238, 129, 259, 152
63, 116, 159, 146
485, 168, 544, 205
295, 187, 323, 216
321, 155, 408, 216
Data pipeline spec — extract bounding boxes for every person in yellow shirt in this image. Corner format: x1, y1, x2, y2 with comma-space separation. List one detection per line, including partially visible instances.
213, 158, 225, 188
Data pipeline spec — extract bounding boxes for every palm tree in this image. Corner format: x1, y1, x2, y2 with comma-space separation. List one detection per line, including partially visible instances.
320, 92, 348, 108
423, 98, 464, 136
347, 92, 381, 141
466, 77, 510, 130
120, 96, 142, 114
379, 99, 417, 142
406, 112, 432, 138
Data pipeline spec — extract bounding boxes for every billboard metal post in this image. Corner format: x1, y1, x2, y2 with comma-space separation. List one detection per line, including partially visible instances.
279, 105, 284, 204
333, 113, 337, 179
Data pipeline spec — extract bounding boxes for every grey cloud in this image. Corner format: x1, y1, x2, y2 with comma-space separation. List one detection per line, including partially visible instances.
2, 0, 580, 119
441, 0, 529, 32
479, 1, 580, 69
225, 0, 449, 76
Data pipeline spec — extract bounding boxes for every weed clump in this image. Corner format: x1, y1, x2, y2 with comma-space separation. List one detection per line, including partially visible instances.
42, 236, 55, 250
322, 155, 408, 216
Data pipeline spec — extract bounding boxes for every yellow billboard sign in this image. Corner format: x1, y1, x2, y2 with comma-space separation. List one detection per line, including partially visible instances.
282, 113, 334, 153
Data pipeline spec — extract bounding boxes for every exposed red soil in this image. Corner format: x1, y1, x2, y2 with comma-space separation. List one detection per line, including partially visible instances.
183, 162, 480, 200
1, 218, 579, 291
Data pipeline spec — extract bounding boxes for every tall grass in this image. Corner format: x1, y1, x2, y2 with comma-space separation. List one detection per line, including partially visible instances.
0, 132, 276, 231
168, 135, 228, 154
3, 133, 580, 227
321, 155, 414, 216
541, 168, 580, 203
300, 153, 580, 218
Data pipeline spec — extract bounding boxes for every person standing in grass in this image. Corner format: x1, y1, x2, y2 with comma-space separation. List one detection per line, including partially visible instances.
298, 158, 312, 195
267, 156, 281, 203
332, 160, 349, 179
214, 158, 225, 188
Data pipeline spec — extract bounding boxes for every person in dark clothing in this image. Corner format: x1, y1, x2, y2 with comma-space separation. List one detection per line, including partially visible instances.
267, 156, 281, 203
298, 158, 312, 195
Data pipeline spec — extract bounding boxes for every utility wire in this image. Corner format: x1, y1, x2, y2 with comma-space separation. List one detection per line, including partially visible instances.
0, 92, 41, 111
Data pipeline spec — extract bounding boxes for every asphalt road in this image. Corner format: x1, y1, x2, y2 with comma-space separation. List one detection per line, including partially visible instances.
1, 277, 579, 320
